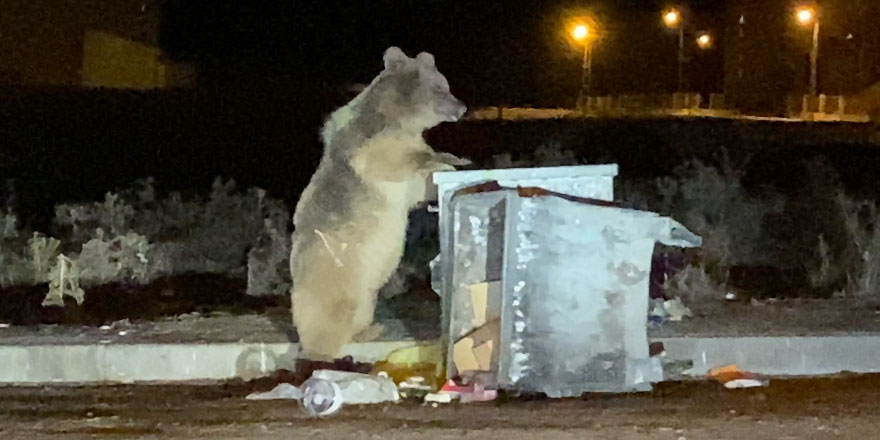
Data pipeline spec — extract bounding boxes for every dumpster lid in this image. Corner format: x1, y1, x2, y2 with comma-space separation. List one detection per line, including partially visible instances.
433, 164, 618, 186
448, 182, 702, 249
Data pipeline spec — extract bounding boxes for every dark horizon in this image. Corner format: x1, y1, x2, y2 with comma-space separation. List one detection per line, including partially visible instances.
1, 0, 877, 109
159, 0, 726, 106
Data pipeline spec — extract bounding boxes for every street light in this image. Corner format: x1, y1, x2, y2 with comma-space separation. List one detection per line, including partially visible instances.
571, 23, 593, 109
663, 10, 680, 28
663, 8, 685, 92
796, 8, 814, 25
696, 32, 712, 50
796, 6, 819, 95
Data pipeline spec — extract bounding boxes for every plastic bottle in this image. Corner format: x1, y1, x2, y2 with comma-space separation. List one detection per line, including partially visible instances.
299, 370, 400, 417
300, 376, 344, 417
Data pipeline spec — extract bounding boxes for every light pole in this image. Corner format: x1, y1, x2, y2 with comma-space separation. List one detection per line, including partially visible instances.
797, 7, 819, 95
737, 14, 744, 82
663, 9, 684, 92
572, 24, 592, 108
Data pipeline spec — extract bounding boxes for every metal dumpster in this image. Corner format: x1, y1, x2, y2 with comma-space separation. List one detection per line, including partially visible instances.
431, 166, 701, 396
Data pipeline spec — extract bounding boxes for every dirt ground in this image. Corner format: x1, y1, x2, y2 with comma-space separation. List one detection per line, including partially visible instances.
1, 297, 877, 347
2, 265, 880, 345
651, 297, 880, 337
0, 275, 442, 344
2, 374, 880, 439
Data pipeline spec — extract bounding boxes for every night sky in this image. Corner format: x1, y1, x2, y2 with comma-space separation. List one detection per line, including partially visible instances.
160, 0, 726, 107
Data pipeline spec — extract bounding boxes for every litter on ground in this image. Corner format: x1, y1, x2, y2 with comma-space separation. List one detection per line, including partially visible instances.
245, 383, 303, 401
664, 297, 693, 321
709, 364, 769, 389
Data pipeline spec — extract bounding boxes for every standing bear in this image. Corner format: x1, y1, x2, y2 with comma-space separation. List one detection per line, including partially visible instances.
290, 46, 469, 359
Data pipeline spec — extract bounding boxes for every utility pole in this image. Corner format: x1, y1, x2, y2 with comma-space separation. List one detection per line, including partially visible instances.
678, 25, 685, 92
579, 43, 592, 103
809, 18, 819, 96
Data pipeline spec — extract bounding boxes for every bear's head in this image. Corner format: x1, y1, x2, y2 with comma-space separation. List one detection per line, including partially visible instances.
320, 47, 467, 147
369, 47, 467, 134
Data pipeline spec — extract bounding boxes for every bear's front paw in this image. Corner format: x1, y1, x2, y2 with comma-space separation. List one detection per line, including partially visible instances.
428, 162, 457, 173
434, 152, 472, 167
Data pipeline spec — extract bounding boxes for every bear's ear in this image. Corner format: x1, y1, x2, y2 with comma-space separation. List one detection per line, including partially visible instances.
383, 46, 408, 71
416, 52, 435, 67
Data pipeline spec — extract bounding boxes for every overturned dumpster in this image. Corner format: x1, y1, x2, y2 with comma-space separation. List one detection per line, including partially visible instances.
431, 165, 701, 397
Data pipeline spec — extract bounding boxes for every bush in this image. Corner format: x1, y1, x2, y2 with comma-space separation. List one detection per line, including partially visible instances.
821, 192, 880, 297
797, 159, 880, 297
43, 254, 83, 307
490, 142, 579, 169
246, 218, 292, 297
664, 262, 727, 304
4, 177, 292, 306
661, 153, 782, 269
0, 211, 59, 288
619, 150, 784, 300
54, 177, 289, 279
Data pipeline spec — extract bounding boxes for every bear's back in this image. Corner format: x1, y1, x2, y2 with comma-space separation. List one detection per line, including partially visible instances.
294, 158, 373, 232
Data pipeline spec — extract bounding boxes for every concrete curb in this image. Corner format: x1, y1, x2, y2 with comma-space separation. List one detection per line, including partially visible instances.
2, 336, 879, 385
0, 341, 417, 385
660, 336, 880, 376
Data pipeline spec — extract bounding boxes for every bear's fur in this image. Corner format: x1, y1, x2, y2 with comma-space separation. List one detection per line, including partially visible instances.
290, 47, 469, 359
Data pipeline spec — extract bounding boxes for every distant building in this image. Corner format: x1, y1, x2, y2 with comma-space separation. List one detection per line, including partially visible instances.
81, 29, 195, 89
724, 0, 880, 114
0, 0, 194, 89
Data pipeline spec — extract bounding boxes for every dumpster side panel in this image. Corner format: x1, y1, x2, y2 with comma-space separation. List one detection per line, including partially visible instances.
499, 197, 659, 396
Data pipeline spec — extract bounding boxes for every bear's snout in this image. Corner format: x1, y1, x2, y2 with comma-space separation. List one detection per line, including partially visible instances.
442, 97, 467, 122
453, 101, 467, 120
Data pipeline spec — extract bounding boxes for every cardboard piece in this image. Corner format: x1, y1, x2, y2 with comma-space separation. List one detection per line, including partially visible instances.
453, 337, 480, 372
470, 282, 489, 324
473, 340, 494, 371
454, 319, 500, 373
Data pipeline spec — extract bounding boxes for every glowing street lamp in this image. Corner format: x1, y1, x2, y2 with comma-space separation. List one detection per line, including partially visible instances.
570, 22, 594, 109
696, 32, 712, 49
796, 6, 820, 95
572, 24, 589, 41
796, 8, 814, 25
663, 8, 685, 92
663, 10, 681, 28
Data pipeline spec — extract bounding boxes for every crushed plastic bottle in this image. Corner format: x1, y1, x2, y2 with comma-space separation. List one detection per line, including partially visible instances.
300, 370, 400, 417
301, 376, 344, 416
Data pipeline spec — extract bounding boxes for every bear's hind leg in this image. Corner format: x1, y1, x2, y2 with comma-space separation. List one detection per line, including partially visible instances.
349, 284, 383, 342
292, 286, 361, 360
291, 247, 364, 360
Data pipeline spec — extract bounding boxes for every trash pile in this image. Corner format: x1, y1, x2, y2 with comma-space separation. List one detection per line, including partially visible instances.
245, 350, 768, 417
246, 343, 499, 416
708, 364, 769, 389
243, 165, 776, 416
